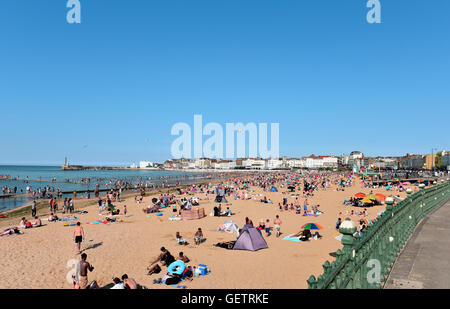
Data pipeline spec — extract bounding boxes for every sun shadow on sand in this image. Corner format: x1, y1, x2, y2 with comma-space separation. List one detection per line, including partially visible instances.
329, 252, 337, 258
81, 242, 103, 252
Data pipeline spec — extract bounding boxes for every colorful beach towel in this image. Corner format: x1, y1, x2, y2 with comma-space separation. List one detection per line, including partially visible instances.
283, 235, 302, 242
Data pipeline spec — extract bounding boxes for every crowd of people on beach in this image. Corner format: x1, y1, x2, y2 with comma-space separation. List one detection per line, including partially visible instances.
2, 167, 447, 289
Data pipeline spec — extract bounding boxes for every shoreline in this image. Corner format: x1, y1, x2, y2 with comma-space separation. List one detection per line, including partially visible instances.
0, 175, 229, 226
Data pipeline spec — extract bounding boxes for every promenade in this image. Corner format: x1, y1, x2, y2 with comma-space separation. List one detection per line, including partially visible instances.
384, 200, 450, 289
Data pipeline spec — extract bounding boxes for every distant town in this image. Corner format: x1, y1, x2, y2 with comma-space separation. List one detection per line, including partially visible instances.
125, 150, 450, 172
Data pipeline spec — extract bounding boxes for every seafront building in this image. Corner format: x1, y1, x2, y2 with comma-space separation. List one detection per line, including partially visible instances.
132, 149, 449, 172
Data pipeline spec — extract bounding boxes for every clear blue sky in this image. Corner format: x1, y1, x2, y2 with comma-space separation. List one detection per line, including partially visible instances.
0, 0, 449, 165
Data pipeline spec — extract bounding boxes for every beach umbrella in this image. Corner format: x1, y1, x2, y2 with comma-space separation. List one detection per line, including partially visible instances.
152, 198, 158, 203
402, 182, 411, 185
363, 218, 373, 226
355, 193, 366, 199
301, 223, 323, 230
376, 193, 386, 201
334, 233, 343, 241
361, 197, 374, 204
366, 194, 377, 200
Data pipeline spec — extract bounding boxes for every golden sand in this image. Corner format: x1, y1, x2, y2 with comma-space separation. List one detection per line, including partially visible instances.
0, 182, 406, 289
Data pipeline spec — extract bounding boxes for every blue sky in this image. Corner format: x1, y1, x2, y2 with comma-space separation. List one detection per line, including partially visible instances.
0, 0, 449, 165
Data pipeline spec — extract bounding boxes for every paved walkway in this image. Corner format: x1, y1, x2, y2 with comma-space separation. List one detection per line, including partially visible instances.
384, 200, 450, 289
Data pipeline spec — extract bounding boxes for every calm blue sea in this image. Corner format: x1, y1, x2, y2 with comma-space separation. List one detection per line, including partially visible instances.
0, 165, 201, 212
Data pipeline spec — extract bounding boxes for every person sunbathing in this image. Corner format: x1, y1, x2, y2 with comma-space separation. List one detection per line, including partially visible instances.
257, 220, 265, 231
19, 217, 27, 229
122, 274, 137, 289
176, 232, 188, 245
177, 252, 190, 263
147, 247, 175, 275
48, 213, 58, 222
32, 216, 42, 227
182, 266, 194, 281
292, 229, 322, 241
213, 241, 235, 249
110, 277, 125, 289
1, 227, 22, 236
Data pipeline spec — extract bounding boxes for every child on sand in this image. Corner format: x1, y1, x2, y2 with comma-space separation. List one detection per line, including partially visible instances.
274, 215, 282, 237
194, 228, 204, 245
265, 219, 271, 236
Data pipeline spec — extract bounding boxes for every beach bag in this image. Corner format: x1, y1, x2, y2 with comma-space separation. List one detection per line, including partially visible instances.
165, 277, 181, 285
197, 264, 209, 276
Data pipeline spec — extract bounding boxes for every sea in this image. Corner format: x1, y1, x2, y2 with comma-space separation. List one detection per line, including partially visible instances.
0, 165, 208, 212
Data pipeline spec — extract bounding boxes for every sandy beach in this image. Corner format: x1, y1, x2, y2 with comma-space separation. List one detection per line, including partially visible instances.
0, 175, 407, 289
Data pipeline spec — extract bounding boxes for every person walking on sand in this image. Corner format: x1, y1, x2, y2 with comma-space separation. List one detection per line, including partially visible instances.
274, 215, 282, 237
73, 222, 85, 254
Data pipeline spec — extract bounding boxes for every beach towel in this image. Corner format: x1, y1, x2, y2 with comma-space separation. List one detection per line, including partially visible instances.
283, 235, 302, 242
59, 217, 79, 222
87, 221, 103, 225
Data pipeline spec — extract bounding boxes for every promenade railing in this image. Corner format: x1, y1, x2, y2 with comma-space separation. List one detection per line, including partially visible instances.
307, 180, 450, 289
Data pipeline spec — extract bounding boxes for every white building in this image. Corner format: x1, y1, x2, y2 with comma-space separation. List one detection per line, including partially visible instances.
348, 151, 365, 168
285, 158, 305, 169
265, 158, 283, 170
321, 156, 339, 168
139, 161, 154, 169
213, 160, 236, 170
242, 158, 266, 169
339, 154, 350, 166
194, 158, 211, 169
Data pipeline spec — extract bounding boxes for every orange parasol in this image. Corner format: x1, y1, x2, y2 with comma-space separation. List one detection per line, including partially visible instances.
376, 193, 386, 201
355, 193, 366, 199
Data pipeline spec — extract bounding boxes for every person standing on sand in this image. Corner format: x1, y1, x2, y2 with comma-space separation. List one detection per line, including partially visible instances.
76, 253, 94, 289
274, 215, 282, 237
69, 198, 74, 214
48, 198, 53, 213
73, 222, 85, 254
31, 200, 36, 217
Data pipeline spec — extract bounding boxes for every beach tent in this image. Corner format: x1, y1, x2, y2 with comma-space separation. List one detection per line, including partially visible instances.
270, 186, 278, 192
221, 220, 240, 237
215, 194, 228, 203
215, 188, 228, 203
233, 225, 268, 251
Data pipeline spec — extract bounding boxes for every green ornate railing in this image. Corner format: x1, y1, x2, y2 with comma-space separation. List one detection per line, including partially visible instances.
307, 180, 450, 289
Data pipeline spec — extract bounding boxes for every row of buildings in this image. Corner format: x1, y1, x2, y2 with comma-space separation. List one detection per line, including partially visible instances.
132, 150, 450, 171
